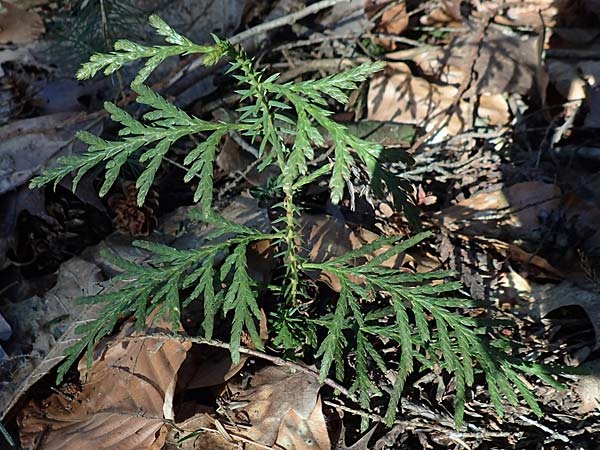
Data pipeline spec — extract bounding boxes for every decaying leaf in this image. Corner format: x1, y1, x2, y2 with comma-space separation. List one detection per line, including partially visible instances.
438, 181, 561, 240
17, 321, 191, 450
0, 2, 45, 45
275, 397, 331, 450
528, 282, 600, 349
230, 365, 330, 449
368, 62, 474, 136
0, 257, 106, 421
166, 413, 238, 450
574, 360, 600, 414
299, 214, 410, 291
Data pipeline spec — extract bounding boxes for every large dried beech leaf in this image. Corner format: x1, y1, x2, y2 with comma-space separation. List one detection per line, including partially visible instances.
18, 324, 191, 450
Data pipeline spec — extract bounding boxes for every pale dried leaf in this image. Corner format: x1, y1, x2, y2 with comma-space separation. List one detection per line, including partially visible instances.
275, 397, 331, 450
230, 366, 325, 447
498, 0, 563, 27
477, 93, 510, 126
0, 2, 44, 45
574, 360, 600, 414
413, 30, 543, 96
367, 62, 473, 136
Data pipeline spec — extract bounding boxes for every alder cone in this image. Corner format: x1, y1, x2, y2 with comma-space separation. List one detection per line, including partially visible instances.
107, 182, 159, 236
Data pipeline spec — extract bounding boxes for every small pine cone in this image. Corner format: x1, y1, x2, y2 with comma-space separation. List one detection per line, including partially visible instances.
107, 182, 159, 236
59, 382, 81, 398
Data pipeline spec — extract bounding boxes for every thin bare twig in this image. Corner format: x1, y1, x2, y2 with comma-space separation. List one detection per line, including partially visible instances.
117, 333, 355, 401
175, 0, 351, 85
230, 0, 349, 46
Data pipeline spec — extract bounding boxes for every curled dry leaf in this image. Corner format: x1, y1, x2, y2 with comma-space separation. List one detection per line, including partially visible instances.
0, 2, 45, 45
18, 321, 191, 450
366, 0, 408, 49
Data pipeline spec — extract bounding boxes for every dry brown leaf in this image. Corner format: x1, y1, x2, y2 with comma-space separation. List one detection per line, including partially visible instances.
413, 30, 543, 97
439, 181, 561, 240
486, 239, 563, 279
366, 0, 408, 48
574, 360, 600, 414
275, 397, 331, 450
230, 366, 330, 449
419, 0, 462, 26
477, 93, 510, 126
18, 322, 191, 450
0, 2, 45, 45
497, 0, 564, 27
375, 1, 408, 35
368, 62, 473, 136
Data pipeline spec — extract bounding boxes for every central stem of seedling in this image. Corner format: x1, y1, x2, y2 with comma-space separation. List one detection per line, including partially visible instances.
282, 187, 300, 305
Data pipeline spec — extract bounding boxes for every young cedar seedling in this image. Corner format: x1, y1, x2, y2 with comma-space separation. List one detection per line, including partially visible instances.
31, 15, 560, 428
